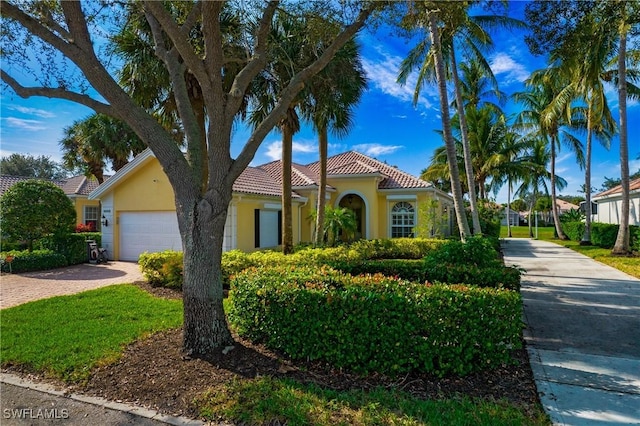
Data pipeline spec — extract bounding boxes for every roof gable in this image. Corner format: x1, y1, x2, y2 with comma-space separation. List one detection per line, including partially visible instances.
594, 177, 640, 198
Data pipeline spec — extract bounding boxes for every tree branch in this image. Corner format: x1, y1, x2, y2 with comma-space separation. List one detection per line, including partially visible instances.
1, 69, 114, 115
225, 1, 279, 119
142, 1, 211, 93
231, 3, 375, 179
60, 1, 94, 54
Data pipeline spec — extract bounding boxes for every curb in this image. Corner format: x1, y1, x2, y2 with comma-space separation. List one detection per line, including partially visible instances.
0, 373, 208, 426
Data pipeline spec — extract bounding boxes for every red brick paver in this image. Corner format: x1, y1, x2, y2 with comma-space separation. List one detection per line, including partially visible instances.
0, 262, 144, 309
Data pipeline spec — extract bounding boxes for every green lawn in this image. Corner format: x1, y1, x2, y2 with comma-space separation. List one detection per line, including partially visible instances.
1, 284, 548, 425
0, 284, 183, 381
501, 226, 640, 279
197, 376, 548, 426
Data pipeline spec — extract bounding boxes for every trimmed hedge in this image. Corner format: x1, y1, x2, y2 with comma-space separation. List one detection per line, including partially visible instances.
562, 221, 640, 250
39, 232, 102, 265
561, 221, 585, 242
228, 265, 522, 377
1, 249, 67, 273
139, 250, 184, 288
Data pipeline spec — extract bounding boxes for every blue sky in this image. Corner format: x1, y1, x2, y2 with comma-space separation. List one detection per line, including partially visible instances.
1, 1, 638, 203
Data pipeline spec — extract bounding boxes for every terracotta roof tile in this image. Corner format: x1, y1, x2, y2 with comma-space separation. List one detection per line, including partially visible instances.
233, 167, 301, 198
307, 151, 430, 190
0, 175, 100, 197
594, 177, 640, 198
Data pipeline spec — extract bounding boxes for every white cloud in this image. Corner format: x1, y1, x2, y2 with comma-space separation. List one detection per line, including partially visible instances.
361, 50, 436, 111
264, 140, 317, 161
489, 53, 530, 85
4, 117, 46, 131
352, 143, 403, 157
8, 105, 55, 118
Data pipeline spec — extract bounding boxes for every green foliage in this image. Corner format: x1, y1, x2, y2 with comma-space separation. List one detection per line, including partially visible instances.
413, 199, 448, 238
560, 208, 585, 223
0, 250, 67, 273
0, 285, 182, 382
39, 232, 102, 265
476, 201, 502, 238
561, 221, 585, 241
591, 223, 622, 249
138, 250, 184, 288
632, 226, 640, 253
0, 153, 69, 179
328, 259, 428, 282
228, 265, 522, 377
424, 236, 502, 268
0, 180, 76, 250
323, 206, 358, 246
196, 376, 548, 426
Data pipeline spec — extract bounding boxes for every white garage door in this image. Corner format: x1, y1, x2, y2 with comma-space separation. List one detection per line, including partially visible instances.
119, 212, 182, 261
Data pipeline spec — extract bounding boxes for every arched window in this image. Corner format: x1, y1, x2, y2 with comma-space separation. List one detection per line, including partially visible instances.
391, 202, 415, 238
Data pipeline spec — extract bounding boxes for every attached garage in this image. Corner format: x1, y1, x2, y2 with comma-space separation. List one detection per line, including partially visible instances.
119, 212, 182, 261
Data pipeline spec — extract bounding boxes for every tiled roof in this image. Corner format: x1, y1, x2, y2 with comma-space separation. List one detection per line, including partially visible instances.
594, 177, 640, 198
233, 167, 300, 198
309, 151, 431, 190
556, 199, 579, 211
0, 175, 100, 197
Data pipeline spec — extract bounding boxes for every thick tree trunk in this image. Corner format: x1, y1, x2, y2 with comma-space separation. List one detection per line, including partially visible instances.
450, 50, 482, 235
613, 29, 630, 254
315, 126, 328, 246
550, 135, 567, 240
282, 125, 294, 254
427, 11, 471, 241
581, 106, 593, 245
179, 189, 234, 357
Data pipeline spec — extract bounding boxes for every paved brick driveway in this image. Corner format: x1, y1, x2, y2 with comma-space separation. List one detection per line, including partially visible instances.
0, 262, 144, 309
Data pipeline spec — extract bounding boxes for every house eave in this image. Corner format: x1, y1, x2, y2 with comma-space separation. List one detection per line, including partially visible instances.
88, 148, 156, 200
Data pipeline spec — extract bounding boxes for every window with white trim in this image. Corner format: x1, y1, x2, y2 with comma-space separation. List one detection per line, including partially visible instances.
84, 206, 99, 231
391, 202, 415, 238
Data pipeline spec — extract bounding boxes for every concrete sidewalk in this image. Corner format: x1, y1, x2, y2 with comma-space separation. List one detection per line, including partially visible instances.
502, 238, 640, 426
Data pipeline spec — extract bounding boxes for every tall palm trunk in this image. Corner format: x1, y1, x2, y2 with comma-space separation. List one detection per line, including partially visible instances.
450, 50, 482, 235
427, 11, 471, 241
315, 125, 328, 246
282, 122, 294, 254
581, 105, 593, 245
549, 134, 567, 239
507, 179, 512, 237
613, 27, 630, 254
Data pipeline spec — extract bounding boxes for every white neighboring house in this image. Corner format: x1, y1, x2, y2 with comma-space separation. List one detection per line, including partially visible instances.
592, 177, 640, 226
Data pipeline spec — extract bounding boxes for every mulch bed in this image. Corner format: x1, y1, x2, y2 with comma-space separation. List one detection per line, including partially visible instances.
5, 281, 543, 422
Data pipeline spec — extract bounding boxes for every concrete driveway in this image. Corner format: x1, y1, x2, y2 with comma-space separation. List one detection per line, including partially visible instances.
0, 261, 144, 309
502, 238, 640, 425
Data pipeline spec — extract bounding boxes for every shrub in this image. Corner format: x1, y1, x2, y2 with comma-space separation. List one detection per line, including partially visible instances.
75, 223, 97, 233
591, 222, 620, 248
561, 221, 585, 242
228, 265, 522, 377
423, 236, 502, 269
39, 232, 102, 265
328, 259, 427, 282
1, 250, 67, 273
0, 180, 76, 250
138, 250, 183, 288
632, 226, 640, 253
423, 264, 521, 291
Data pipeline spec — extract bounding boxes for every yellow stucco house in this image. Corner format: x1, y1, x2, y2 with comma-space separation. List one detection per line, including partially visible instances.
88, 149, 453, 261
0, 175, 102, 230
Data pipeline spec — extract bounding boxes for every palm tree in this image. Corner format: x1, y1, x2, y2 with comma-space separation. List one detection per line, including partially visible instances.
399, 3, 524, 236
513, 69, 585, 240
304, 38, 367, 247
398, 4, 471, 240
514, 137, 567, 238
611, 1, 640, 254
60, 114, 145, 183
548, 15, 617, 245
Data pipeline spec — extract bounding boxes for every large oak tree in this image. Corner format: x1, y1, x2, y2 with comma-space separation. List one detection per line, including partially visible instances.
1, 0, 378, 357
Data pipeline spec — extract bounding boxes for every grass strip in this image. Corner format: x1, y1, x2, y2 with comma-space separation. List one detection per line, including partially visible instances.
196, 376, 548, 426
0, 284, 182, 382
